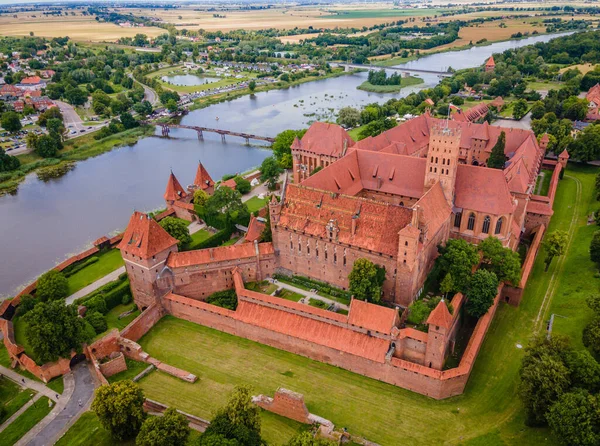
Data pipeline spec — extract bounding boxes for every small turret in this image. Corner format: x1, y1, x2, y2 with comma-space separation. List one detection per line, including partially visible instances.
558, 149, 570, 169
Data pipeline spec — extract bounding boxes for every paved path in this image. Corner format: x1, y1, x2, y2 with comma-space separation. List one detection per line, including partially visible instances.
188, 221, 206, 235
0, 394, 41, 434
269, 278, 350, 310
19, 362, 95, 446
130, 74, 159, 106
0, 365, 58, 403
65, 266, 125, 305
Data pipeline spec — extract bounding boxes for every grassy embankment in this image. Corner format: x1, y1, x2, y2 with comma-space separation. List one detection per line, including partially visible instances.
66, 249, 125, 296
0, 126, 154, 196
0, 377, 36, 425
0, 396, 51, 446
357, 75, 424, 93
114, 164, 598, 445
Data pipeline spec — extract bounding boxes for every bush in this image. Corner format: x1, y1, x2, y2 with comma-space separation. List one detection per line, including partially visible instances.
206, 289, 238, 310
234, 176, 251, 194
406, 300, 431, 325
16, 294, 39, 317
85, 311, 108, 334
86, 294, 108, 314
122, 294, 131, 305
103, 280, 132, 311
36, 270, 68, 301
192, 227, 234, 250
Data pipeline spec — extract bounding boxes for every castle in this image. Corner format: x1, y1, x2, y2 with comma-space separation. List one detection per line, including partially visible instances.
115, 115, 566, 398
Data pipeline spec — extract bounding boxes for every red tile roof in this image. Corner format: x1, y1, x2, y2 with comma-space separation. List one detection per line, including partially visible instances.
220, 178, 237, 190
291, 122, 354, 157
426, 300, 453, 329
414, 182, 452, 236
278, 183, 413, 257
166, 242, 273, 268
245, 215, 265, 243
485, 56, 495, 68
164, 172, 187, 201
20, 76, 42, 84
347, 299, 398, 334
118, 212, 178, 259
194, 162, 214, 190
527, 200, 554, 216
455, 164, 514, 215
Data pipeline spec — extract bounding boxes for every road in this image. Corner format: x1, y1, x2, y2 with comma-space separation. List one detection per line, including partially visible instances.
130, 74, 159, 106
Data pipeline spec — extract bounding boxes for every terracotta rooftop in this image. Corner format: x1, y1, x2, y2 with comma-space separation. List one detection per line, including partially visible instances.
559, 149, 570, 159
220, 178, 237, 190
426, 300, 453, 329
414, 182, 452, 236
194, 162, 214, 190
347, 299, 398, 334
485, 55, 495, 67
166, 242, 274, 268
118, 212, 178, 259
291, 122, 354, 157
164, 172, 187, 202
455, 164, 514, 215
278, 183, 413, 257
20, 76, 42, 84
245, 215, 265, 243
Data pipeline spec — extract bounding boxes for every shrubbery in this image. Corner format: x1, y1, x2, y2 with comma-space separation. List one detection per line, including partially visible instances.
206, 289, 238, 310
273, 273, 352, 302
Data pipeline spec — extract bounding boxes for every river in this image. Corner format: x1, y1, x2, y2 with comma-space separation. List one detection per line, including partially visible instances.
0, 32, 570, 297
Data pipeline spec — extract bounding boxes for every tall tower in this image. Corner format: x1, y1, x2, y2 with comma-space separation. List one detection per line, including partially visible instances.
424, 124, 461, 206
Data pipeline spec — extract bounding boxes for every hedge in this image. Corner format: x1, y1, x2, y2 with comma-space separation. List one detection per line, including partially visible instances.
63, 256, 99, 278
191, 227, 234, 250
74, 276, 131, 312
273, 273, 352, 302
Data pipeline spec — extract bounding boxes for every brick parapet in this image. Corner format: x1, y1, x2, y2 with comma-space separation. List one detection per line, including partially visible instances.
99, 353, 127, 378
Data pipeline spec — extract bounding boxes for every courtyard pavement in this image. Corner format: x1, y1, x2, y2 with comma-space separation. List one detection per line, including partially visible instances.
269, 278, 350, 311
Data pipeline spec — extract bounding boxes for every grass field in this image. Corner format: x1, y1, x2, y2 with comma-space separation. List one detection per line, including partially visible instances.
185, 229, 212, 251
245, 196, 269, 213
131, 163, 596, 445
148, 65, 257, 94
0, 377, 36, 425
66, 249, 124, 296
0, 396, 51, 446
534, 169, 553, 196
107, 359, 149, 384
93, 304, 141, 342
348, 125, 366, 141
527, 80, 565, 92
357, 76, 424, 93
46, 376, 64, 396
559, 62, 597, 75
277, 289, 304, 302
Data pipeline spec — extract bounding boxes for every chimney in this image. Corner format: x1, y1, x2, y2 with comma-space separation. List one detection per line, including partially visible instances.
377, 176, 383, 189
351, 215, 358, 235
342, 138, 348, 156
412, 206, 420, 227
209, 248, 214, 260
254, 239, 260, 256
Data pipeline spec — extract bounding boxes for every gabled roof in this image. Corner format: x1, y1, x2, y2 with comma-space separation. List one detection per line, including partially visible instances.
426, 300, 452, 329
164, 172, 187, 201
455, 164, 514, 215
348, 299, 398, 334
485, 56, 495, 67
559, 149, 570, 160
291, 122, 354, 157
167, 243, 274, 268
414, 182, 452, 236
245, 215, 265, 243
118, 212, 178, 259
194, 162, 214, 190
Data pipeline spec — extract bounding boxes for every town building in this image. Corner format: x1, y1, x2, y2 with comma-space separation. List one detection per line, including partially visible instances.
586, 83, 600, 121
484, 56, 495, 72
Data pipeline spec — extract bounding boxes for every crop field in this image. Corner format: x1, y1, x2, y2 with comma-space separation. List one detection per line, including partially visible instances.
0, 12, 164, 42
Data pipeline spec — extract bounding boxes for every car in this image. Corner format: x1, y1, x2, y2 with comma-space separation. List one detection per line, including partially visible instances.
87, 127, 92, 130
70, 130, 77, 135
80, 129, 85, 133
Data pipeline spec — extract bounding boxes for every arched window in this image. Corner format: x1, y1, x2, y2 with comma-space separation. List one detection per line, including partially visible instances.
482, 216, 491, 234
495, 217, 504, 235
454, 212, 462, 228
467, 213, 476, 231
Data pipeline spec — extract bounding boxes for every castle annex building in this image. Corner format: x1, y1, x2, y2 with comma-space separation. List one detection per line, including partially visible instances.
116, 115, 564, 399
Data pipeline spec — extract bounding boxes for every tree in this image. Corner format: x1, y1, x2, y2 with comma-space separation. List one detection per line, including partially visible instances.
260, 156, 283, 190
166, 99, 178, 113
159, 217, 191, 248
437, 239, 479, 293
201, 386, 262, 446
36, 270, 68, 301
439, 273, 454, 298
583, 317, 600, 359
85, 311, 107, 334
530, 101, 546, 120
120, 112, 139, 130
349, 258, 383, 304
272, 129, 305, 167
136, 407, 190, 446
159, 90, 180, 105
487, 131, 506, 169
35, 134, 60, 158
465, 269, 498, 318
193, 189, 209, 206
544, 230, 568, 271
0, 148, 20, 172
564, 349, 600, 392
1, 111, 22, 133
512, 99, 528, 120
15, 294, 38, 317
591, 231, 600, 265
337, 106, 361, 128
64, 87, 88, 106
37, 107, 63, 127
24, 300, 91, 363
248, 80, 256, 93
479, 236, 521, 285
261, 209, 272, 242
205, 186, 249, 228
233, 176, 251, 195
92, 380, 146, 441
569, 125, 600, 162
546, 391, 600, 446
286, 431, 335, 446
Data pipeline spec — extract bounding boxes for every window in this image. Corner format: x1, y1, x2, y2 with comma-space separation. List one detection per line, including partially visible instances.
482, 216, 491, 234
467, 213, 476, 231
495, 217, 503, 235
454, 212, 462, 228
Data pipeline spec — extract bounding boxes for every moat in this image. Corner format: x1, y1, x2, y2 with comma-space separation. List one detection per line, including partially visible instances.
0, 32, 571, 297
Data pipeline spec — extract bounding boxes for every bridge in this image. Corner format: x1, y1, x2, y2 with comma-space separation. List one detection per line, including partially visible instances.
337, 63, 453, 77
156, 123, 275, 145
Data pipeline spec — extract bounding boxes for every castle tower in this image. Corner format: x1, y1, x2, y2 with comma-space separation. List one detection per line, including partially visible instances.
164, 171, 187, 206
539, 133, 550, 152
268, 194, 282, 226
193, 162, 215, 195
558, 149, 569, 169
424, 125, 461, 206
424, 299, 453, 370
118, 212, 179, 309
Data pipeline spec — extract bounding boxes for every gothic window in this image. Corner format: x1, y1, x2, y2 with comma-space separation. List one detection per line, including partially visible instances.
467, 213, 476, 231
435, 157, 438, 163
316, 241, 319, 258
343, 249, 347, 266
325, 245, 328, 261
454, 212, 462, 228
298, 236, 302, 252
290, 235, 293, 250
495, 217, 504, 235
434, 167, 437, 173
307, 242, 310, 255
431, 156, 434, 162
442, 158, 446, 165
482, 216, 491, 234
405, 241, 408, 246
333, 247, 337, 264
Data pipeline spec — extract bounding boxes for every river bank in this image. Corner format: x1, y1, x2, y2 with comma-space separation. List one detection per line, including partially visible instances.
357, 76, 423, 93
0, 126, 154, 196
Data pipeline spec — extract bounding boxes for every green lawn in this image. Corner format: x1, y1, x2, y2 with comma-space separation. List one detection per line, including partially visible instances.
55, 411, 135, 446
46, 376, 64, 395
0, 345, 40, 382
66, 249, 125, 296
222, 237, 240, 246
357, 76, 423, 93
184, 229, 212, 251
277, 289, 304, 302
527, 80, 564, 91
348, 125, 367, 141
245, 196, 268, 213
0, 396, 51, 446
534, 169, 553, 196
12, 316, 35, 363
107, 359, 150, 384
0, 377, 36, 425
131, 163, 595, 445
94, 304, 141, 341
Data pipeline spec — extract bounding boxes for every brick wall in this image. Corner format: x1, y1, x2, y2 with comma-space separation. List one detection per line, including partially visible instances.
254, 388, 311, 424
121, 303, 165, 342
99, 353, 127, 378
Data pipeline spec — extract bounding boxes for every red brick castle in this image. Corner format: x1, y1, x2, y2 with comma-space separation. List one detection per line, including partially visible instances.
117, 116, 565, 398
